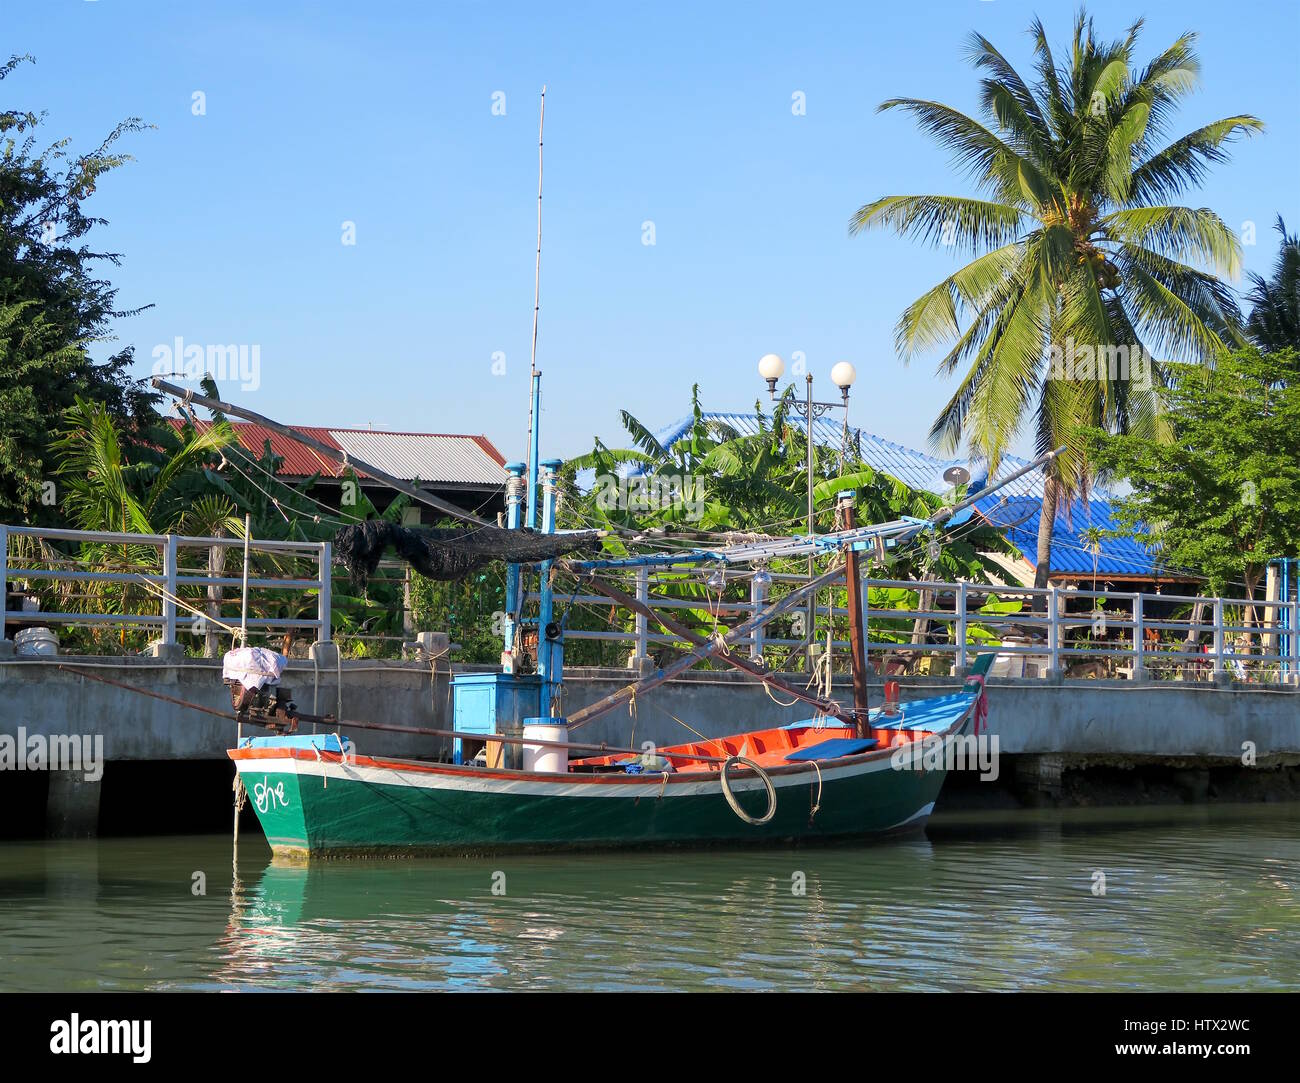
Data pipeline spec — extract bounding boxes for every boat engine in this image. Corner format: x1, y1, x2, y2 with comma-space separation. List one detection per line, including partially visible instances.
222, 647, 298, 731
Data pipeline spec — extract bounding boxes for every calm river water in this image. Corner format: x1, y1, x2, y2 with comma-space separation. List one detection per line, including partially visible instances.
1, 803, 1297, 991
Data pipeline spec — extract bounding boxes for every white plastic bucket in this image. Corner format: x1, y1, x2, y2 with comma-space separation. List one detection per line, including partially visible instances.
522, 718, 569, 774
14, 627, 58, 657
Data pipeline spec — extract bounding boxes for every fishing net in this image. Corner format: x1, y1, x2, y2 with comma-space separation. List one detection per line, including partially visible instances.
333, 520, 603, 589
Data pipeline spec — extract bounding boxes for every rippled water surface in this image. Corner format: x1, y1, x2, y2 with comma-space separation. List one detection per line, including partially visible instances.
1, 803, 1297, 991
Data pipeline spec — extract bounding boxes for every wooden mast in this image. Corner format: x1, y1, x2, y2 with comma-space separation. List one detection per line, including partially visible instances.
838, 492, 870, 737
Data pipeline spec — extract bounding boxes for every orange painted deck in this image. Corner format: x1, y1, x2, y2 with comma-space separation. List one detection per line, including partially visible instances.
571, 721, 928, 772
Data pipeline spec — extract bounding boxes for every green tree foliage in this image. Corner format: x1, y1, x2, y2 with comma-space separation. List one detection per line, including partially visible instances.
851, 11, 1259, 588
559, 387, 1017, 669
566, 385, 1012, 576
0, 55, 154, 520
1089, 349, 1300, 601
1245, 217, 1300, 353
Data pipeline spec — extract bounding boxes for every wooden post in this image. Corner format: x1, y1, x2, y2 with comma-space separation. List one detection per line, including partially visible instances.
838, 494, 870, 736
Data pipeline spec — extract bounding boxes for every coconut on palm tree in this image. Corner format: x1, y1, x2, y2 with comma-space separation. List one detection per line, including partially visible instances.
851, 10, 1260, 591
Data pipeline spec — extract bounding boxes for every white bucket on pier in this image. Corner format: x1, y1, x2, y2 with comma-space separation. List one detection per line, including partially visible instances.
14, 627, 58, 657
522, 718, 569, 774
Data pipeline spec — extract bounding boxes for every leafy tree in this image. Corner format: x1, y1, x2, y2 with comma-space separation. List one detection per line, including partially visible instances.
1245, 217, 1300, 354
0, 55, 154, 520
560, 386, 1017, 670
1089, 349, 1300, 607
850, 11, 1259, 591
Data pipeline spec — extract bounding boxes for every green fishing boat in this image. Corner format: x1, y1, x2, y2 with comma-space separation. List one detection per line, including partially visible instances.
229, 678, 990, 860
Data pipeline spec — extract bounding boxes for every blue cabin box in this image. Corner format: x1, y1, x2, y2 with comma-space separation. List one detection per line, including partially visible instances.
450, 673, 542, 764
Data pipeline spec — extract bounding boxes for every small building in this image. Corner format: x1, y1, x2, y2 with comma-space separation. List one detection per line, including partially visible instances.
184, 420, 508, 522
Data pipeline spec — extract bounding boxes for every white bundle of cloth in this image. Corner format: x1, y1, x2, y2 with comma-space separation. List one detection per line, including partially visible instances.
222, 647, 288, 692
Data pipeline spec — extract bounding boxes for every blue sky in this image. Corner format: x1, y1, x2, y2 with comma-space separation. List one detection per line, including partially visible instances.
9, 0, 1299, 464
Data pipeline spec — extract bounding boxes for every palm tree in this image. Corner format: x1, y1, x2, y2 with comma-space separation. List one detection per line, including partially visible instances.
51, 397, 244, 644
850, 11, 1260, 592
1245, 216, 1300, 353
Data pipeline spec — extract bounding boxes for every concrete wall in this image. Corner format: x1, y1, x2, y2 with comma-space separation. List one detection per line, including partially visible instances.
3, 657, 1298, 765
0, 657, 447, 762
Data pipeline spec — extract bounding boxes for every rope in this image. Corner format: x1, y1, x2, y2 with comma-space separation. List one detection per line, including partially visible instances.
720, 755, 776, 825
805, 760, 823, 823
131, 574, 244, 639
660, 709, 710, 743
763, 682, 801, 708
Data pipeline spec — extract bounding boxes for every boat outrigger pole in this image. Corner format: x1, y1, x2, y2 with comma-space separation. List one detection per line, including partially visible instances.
566, 563, 847, 730
571, 570, 855, 725
837, 491, 870, 736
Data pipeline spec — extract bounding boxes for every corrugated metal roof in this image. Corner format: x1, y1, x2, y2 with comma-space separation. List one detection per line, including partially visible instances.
329, 430, 506, 487
978, 494, 1174, 579
178, 420, 505, 486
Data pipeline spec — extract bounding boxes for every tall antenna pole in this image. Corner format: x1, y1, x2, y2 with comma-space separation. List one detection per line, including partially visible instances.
525, 86, 546, 529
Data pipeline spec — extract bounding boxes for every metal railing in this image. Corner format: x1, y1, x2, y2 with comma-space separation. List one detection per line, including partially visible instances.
1, 524, 331, 648
533, 573, 1300, 685
6, 521, 1296, 683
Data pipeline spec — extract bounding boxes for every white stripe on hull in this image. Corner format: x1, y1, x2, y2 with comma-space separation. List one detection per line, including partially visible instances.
235, 747, 904, 800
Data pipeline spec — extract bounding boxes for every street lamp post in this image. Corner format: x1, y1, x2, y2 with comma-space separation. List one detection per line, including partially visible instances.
757, 354, 857, 671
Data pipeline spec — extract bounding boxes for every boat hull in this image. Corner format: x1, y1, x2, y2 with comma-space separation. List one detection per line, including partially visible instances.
232, 730, 964, 861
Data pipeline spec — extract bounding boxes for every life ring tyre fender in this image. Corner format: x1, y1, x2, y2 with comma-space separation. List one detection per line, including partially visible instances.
720, 755, 777, 826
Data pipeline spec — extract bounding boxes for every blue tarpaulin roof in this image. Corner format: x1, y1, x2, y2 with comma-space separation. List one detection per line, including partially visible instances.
653, 412, 1180, 581
975, 493, 1171, 579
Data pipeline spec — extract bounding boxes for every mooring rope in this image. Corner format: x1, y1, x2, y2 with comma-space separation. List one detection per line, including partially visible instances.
131, 574, 244, 640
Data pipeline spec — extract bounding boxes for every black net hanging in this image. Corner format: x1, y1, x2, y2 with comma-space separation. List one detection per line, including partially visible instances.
333, 520, 602, 590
